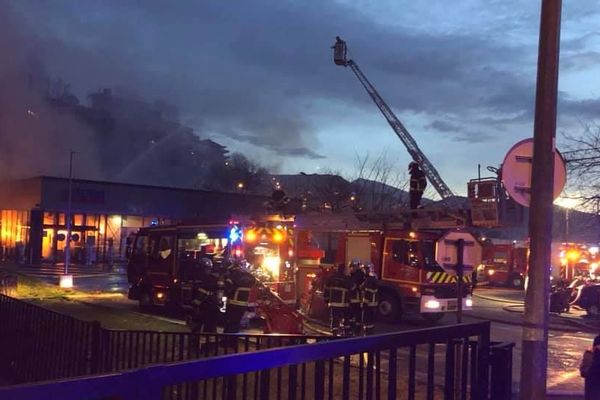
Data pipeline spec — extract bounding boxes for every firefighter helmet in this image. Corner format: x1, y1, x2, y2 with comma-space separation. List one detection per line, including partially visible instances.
199, 258, 213, 270
408, 161, 419, 171
365, 262, 376, 277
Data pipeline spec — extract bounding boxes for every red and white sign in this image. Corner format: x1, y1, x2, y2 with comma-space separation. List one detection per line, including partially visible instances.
501, 138, 566, 207
435, 231, 482, 271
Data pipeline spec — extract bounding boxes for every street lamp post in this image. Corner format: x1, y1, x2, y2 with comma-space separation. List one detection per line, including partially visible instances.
60, 151, 76, 288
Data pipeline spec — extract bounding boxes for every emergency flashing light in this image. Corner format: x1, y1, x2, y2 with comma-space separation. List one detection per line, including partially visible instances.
273, 231, 284, 243
567, 249, 580, 262
409, 231, 416, 239
229, 226, 242, 243
245, 230, 257, 242
234, 248, 243, 257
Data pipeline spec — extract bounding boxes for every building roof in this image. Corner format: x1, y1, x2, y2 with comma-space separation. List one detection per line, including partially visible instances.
0, 176, 268, 219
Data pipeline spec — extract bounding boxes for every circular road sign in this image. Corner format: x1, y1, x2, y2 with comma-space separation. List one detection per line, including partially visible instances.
501, 138, 566, 207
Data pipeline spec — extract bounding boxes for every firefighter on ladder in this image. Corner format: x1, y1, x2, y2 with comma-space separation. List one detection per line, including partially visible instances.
349, 260, 366, 335
223, 260, 256, 334
324, 263, 352, 336
189, 258, 220, 334
360, 263, 379, 335
409, 161, 427, 209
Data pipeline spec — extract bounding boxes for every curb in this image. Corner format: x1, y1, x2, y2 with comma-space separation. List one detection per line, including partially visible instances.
498, 304, 599, 333
473, 292, 524, 305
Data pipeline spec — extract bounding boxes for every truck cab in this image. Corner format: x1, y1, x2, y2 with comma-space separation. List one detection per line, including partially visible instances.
377, 229, 476, 322
127, 224, 230, 311
295, 214, 478, 324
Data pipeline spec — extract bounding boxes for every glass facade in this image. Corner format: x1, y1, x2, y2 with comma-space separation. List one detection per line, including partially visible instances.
0, 209, 171, 265
0, 210, 30, 263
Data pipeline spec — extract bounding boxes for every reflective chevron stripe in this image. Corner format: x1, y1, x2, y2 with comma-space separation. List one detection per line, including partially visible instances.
426, 272, 472, 284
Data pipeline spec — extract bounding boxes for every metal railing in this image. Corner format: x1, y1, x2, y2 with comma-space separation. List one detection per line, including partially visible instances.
0, 294, 328, 385
0, 275, 17, 296
0, 321, 502, 400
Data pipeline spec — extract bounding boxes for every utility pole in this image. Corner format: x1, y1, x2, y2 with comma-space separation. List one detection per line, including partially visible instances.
519, 1, 562, 399
60, 151, 76, 288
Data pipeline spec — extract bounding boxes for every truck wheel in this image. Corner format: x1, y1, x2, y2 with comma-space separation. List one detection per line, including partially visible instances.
138, 290, 153, 312
422, 313, 445, 324
377, 291, 401, 323
509, 274, 524, 289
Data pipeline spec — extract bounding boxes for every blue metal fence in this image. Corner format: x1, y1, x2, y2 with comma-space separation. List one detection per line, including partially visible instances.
0, 294, 327, 385
0, 321, 503, 400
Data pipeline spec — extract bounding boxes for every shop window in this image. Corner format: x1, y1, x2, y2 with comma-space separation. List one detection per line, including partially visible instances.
43, 212, 55, 225
74, 214, 84, 226
86, 215, 98, 226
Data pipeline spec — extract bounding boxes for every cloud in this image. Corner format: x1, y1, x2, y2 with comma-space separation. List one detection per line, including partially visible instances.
4, 0, 600, 175
426, 120, 494, 144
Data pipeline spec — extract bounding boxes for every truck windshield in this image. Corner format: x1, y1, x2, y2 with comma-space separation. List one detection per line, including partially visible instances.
177, 230, 228, 262
422, 240, 445, 272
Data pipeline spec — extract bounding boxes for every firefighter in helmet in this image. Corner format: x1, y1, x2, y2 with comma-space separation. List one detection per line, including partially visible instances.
223, 260, 256, 334
348, 260, 366, 335
189, 258, 220, 334
409, 161, 427, 209
360, 263, 379, 335
324, 263, 352, 336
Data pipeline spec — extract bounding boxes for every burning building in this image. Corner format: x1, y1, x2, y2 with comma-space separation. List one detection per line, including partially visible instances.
0, 176, 266, 265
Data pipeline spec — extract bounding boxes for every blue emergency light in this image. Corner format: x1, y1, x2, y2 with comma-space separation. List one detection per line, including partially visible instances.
229, 225, 242, 243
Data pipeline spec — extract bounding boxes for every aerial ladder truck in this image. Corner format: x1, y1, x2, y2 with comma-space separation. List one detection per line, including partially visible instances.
332, 36, 455, 204
295, 38, 484, 325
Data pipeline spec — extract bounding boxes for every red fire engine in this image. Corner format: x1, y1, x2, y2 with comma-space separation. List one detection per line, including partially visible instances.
478, 239, 528, 288
126, 223, 230, 310
294, 213, 480, 323
126, 219, 304, 334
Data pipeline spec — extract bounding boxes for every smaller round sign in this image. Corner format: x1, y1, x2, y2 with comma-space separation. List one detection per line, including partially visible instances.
501, 138, 566, 207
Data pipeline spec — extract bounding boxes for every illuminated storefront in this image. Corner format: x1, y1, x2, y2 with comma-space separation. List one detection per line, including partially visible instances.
0, 176, 266, 265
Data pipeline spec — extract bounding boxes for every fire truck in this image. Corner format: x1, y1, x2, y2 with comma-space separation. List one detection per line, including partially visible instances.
478, 239, 528, 288
296, 213, 480, 323
126, 223, 230, 311
126, 219, 304, 333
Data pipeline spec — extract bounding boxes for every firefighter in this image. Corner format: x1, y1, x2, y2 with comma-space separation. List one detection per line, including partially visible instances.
189, 258, 220, 334
409, 161, 427, 209
324, 263, 352, 336
360, 263, 379, 335
223, 261, 256, 334
348, 260, 366, 335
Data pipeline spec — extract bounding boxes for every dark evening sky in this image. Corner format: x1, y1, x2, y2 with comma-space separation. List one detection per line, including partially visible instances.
4, 1, 600, 196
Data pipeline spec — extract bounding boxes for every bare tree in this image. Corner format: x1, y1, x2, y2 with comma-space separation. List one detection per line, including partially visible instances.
563, 122, 600, 212
351, 152, 410, 212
